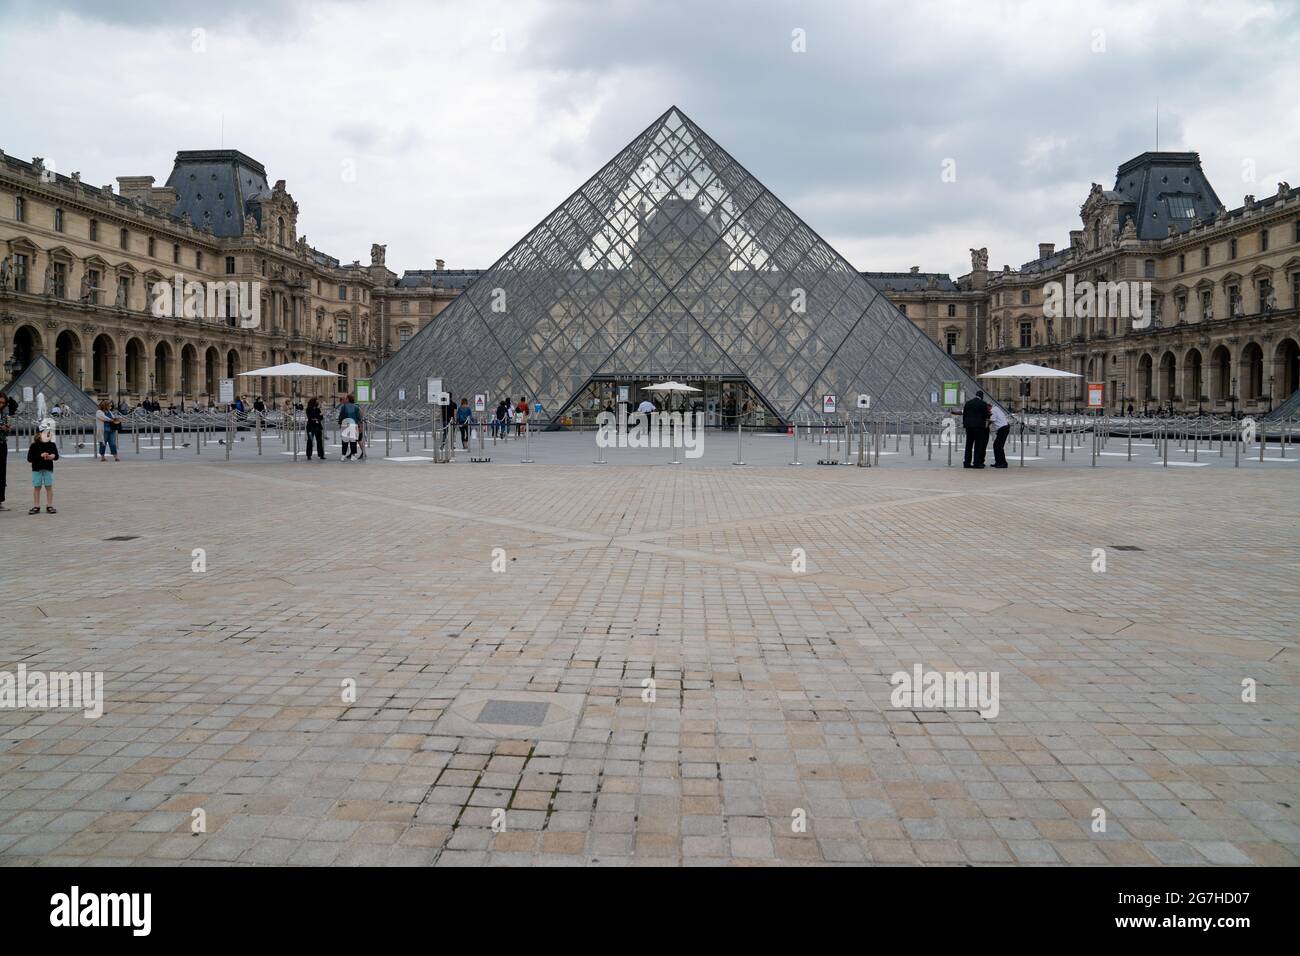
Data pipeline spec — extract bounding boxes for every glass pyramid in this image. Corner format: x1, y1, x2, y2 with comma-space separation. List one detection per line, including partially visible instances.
3, 354, 99, 416
371, 106, 984, 421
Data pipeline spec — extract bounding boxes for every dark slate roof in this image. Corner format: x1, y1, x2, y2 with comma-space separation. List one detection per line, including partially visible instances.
1111, 151, 1221, 240
640, 197, 721, 243
164, 149, 271, 238
860, 271, 958, 292
396, 269, 487, 290
1, 153, 192, 227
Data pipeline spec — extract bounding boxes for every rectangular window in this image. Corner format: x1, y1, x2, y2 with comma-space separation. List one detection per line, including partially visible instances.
1020, 290, 1030, 305
172, 243, 180, 264
147, 236, 155, 257
1144, 259, 1155, 278
945, 331, 957, 355
90, 220, 99, 241
1019, 321, 1032, 348
1229, 238, 1237, 259
336, 317, 349, 344
338, 284, 347, 300
13, 196, 24, 222
54, 208, 64, 232
400, 300, 410, 314
53, 261, 66, 297
225, 256, 236, 275
118, 276, 131, 307
88, 268, 100, 305
1261, 229, 1269, 252
120, 228, 130, 250
399, 326, 412, 347
1177, 253, 1185, 273
195, 251, 203, 270
1201, 247, 1209, 267
898, 303, 907, 315
12, 253, 27, 292
946, 303, 956, 317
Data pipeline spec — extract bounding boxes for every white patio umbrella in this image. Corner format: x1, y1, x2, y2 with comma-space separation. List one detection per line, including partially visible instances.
239, 361, 340, 379
979, 362, 1081, 414
643, 381, 702, 393
977, 362, 1079, 379
239, 362, 341, 461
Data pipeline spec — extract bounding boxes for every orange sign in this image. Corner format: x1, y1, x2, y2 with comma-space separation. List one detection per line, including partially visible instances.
1086, 382, 1104, 408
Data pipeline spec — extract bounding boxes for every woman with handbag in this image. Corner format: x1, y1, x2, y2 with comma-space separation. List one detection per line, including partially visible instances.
95, 400, 120, 462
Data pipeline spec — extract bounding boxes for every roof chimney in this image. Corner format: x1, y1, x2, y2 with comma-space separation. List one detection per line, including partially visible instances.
1038, 242, 1055, 259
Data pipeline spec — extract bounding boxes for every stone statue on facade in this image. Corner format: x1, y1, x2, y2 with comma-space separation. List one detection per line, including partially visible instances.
1266, 289, 1277, 312
370, 243, 386, 267
0, 255, 11, 291
79, 270, 94, 303
43, 261, 55, 295
115, 279, 128, 308
1203, 300, 1213, 322
969, 247, 988, 272
1045, 316, 1055, 345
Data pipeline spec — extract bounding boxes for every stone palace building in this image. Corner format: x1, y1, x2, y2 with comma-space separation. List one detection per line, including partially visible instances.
3, 144, 1297, 414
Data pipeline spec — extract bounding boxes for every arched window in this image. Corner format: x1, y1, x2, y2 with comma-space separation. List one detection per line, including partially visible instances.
277, 217, 285, 245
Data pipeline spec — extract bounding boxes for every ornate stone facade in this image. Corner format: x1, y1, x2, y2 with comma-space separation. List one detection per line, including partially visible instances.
0, 148, 474, 405
5, 144, 1296, 416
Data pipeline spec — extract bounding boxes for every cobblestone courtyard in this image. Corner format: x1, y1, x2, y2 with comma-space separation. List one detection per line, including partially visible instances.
2, 429, 1297, 866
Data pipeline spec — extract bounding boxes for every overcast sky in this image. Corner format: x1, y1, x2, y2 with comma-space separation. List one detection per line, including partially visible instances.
2, 0, 1297, 278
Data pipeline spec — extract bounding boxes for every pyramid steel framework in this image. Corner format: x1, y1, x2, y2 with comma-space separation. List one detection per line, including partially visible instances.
371, 107, 985, 422
3, 354, 99, 416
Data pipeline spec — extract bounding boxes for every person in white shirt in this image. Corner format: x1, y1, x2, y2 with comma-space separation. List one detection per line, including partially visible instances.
636, 398, 656, 415
990, 403, 1011, 468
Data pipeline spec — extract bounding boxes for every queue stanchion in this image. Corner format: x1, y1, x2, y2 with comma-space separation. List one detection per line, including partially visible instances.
520, 416, 533, 464
256, 412, 263, 455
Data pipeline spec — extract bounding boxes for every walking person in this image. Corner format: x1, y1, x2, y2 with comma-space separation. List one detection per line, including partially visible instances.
28, 420, 59, 514
95, 400, 120, 462
305, 397, 327, 460
338, 392, 362, 460
962, 389, 991, 468
990, 402, 1011, 468
0, 391, 10, 512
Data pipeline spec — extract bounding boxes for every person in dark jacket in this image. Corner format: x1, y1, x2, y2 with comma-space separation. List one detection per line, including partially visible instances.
28, 422, 59, 514
962, 390, 991, 468
456, 398, 472, 449
305, 397, 326, 460
337, 393, 362, 460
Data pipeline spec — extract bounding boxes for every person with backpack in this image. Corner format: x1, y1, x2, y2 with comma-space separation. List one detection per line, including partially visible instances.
338, 393, 362, 460
492, 399, 509, 439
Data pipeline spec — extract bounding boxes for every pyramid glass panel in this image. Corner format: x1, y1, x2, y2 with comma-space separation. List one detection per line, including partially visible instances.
371, 107, 985, 420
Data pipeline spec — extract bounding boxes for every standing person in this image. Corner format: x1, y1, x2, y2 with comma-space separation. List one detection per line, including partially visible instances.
305, 397, 326, 460
962, 389, 991, 468
0, 391, 9, 512
28, 420, 58, 514
253, 396, 266, 414
95, 400, 120, 462
456, 397, 472, 449
990, 402, 1011, 468
338, 392, 361, 460
514, 396, 529, 436
493, 399, 509, 439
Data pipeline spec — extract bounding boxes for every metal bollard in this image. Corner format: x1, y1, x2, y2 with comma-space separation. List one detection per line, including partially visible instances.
789, 421, 801, 466
520, 418, 533, 463
732, 416, 745, 466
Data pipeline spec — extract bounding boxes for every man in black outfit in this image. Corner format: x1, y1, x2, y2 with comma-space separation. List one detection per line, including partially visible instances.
962, 389, 991, 468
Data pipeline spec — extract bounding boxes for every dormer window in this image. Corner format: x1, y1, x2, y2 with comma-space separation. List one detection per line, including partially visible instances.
1166, 195, 1196, 219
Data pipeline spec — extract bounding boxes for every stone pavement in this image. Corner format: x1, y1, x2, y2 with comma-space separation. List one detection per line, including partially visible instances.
0, 426, 1297, 866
